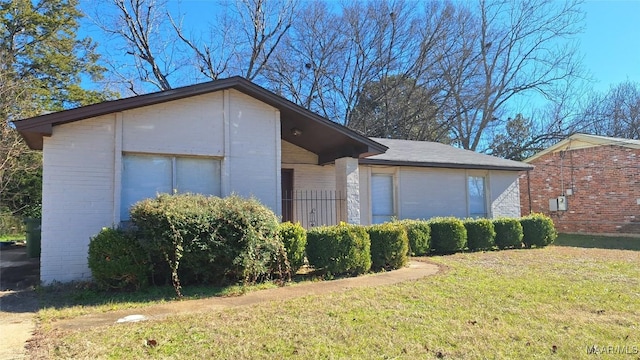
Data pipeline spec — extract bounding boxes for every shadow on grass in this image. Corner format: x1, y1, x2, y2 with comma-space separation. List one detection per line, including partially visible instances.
36, 270, 329, 312
553, 233, 640, 251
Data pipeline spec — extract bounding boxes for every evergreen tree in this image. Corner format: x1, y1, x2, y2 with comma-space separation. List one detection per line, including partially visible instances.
0, 0, 111, 217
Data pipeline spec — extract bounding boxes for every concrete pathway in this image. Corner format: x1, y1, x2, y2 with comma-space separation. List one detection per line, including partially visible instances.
0, 259, 440, 359
0, 244, 39, 360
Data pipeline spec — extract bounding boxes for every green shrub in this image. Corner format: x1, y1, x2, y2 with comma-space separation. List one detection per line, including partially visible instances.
520, 213, 557, 248
464, 218, 496, 251
130, 194, 289, 296
493, 218, 524, 249
278, 222, 307, 273
367, 223, 409, 270
396, 219, 430, 256
87, 227, 150, 291
429, 217, 467, 254
306, 223, 371, 275
212, 195, 289, 285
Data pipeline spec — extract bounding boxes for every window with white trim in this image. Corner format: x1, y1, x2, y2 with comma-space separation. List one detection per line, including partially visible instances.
468, 175, 487, 218
120, 154, 221, 219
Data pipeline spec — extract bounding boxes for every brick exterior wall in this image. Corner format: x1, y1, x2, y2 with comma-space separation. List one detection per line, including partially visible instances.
519, 145, 640, 234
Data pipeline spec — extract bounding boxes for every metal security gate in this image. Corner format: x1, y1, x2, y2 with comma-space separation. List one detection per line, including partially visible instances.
282, 190, 346, 229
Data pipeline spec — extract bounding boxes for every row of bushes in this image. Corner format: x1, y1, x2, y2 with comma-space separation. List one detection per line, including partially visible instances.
429, 214, 556, 254
305, 221, 431, 275
88, 193, 556, 293
303, 214, 556, 275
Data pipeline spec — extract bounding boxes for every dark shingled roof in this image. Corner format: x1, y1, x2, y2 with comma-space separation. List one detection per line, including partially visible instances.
360, 138, 533, 171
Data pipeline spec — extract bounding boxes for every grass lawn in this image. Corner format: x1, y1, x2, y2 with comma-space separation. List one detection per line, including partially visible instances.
0, 234, 25, 242
29, 246, 640, 359
555, 233, 640, 251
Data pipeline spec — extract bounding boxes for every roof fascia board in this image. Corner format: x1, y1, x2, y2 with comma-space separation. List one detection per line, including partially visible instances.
13, 76, 387, 155
525, 133, 640, 163
13, 77, 242, 131
359, 158, 533, 171
523, 138, 572, 163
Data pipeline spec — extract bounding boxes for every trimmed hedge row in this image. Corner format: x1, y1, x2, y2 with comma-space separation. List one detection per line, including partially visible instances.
521, 213, 557, 248
430, 217, 467, 254
367, 223, 409, 270
464, 218, 495, 251
493, 218, 524, 249
88, 192, 557, 293
306, 223, 371, 275
396, 219, 430, 256
279, 222, 307, 273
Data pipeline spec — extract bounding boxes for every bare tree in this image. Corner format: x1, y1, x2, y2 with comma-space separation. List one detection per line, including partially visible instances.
91, 0, 297, 93
349, 75, 450, 142
487, 76, 589, 159
263, 1, 343, 113
578, 81, 640, 139
438, 0, 584, 151
266, 0, 456, 128
88, 0, 587, 153
90, 0, 181, 93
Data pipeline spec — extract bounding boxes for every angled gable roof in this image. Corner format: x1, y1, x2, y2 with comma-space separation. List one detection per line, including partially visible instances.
12, 76, 387, 164
524, 133, 640, 163
361, 138, 532, 171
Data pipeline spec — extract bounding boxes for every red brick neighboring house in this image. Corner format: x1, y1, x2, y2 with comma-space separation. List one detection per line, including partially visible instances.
520, 133, 640, 235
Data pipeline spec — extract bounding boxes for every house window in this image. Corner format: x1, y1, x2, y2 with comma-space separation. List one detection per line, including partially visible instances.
468, 175, 487, 218
120, 154, 221, 220
371, 173, 395, 224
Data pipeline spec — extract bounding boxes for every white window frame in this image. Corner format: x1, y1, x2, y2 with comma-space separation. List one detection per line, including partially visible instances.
370, 168, 398, 224
120, 153, 222, 220
467, 171, 490, 218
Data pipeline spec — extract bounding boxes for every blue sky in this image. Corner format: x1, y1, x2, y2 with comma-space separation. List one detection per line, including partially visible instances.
579, 0, 640, 92
79, 0, 640, 95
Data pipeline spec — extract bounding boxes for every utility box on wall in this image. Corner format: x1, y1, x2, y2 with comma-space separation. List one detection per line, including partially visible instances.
549, 196, 568, 212
557, 196, 567, 211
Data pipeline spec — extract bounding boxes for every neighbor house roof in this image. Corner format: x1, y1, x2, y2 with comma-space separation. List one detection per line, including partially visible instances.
12, 76, 387, 164
524, 133, 640, 163
360, 138, 533, 171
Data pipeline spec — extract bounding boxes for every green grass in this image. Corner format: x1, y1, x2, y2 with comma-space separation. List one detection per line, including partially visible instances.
554, 233, 640, 251
0, 234, 25, 242
36, 281, 281, 323
31, 247, 640, 359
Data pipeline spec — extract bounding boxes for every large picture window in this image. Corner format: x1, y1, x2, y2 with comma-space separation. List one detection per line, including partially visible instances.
468, 175, 487, 218
121, 154, 221, 219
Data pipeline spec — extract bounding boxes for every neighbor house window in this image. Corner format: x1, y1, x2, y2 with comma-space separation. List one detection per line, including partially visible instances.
468, 175, 487, 218
120, 154, 221, 220
371, 173, 395, 224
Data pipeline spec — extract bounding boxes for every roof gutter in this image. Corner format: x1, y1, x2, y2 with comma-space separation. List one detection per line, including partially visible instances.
359, 158, 534, 171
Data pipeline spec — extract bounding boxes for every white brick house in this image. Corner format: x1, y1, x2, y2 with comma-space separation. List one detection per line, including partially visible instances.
14, 77, 531, 283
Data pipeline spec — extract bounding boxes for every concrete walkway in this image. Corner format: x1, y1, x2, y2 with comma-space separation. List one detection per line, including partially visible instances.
0, 290, 37, 360
0, 244, 39, 360
0, 259, 440, 359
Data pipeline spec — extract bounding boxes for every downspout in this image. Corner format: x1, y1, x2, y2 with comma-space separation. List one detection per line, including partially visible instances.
526, 170, 532, 215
